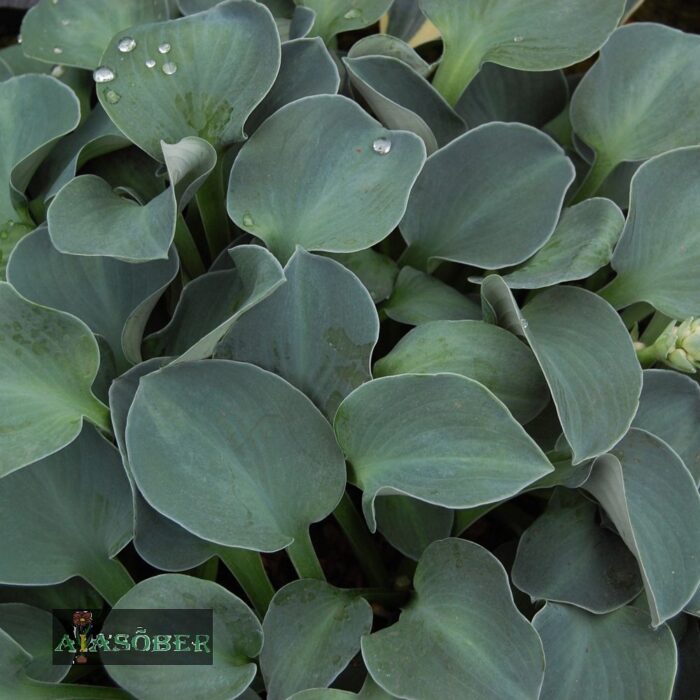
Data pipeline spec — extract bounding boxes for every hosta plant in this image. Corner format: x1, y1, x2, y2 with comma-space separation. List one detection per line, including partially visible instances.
0, 0, 699, 698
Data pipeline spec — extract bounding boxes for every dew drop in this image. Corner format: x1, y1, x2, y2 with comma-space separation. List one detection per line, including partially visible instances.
93, 66, 115, 83
513, 35, 524, 42
344, 8, 361, 19
158, 42, 171, 54
521, 318, 529, 329
51, 0, 59, 4
242, 214, 255, 227
53, 47, 63, 55
61, 19, 70, 26
162, 61, 177, 75
16, 34, 22, 44
50, 64, 65, 78
145, 58, 156, 68
117, 36, 136, 53
105, 89, 121, 104
372, 137, 392, 155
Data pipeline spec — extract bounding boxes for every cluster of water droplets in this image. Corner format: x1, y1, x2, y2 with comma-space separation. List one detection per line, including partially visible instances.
93, 36, 179, 100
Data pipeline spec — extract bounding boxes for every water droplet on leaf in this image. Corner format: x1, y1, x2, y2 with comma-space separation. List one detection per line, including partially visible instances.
162, 62, 177, 75
117, 37, 136, 53
521, 318, 529, 329
373, 137, 392, 155
93, 66, 115, 83
513, 35, 524, 42
61, 18, 70, 26
344, 8, 361, 19
16, 34, 21, 44
105, 89, 121, 104
145, 58, 156, 68
53, 47, 63, 55
50, 65, 65, 78
158, 42, 171, 54
242, 214, 255, 227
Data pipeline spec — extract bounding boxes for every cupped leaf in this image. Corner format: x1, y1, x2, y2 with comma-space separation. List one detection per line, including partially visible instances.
374, 496, 452, 561
422, 0, 624, 105
324, 249, 398, 303
0, 604, 69, 683
334, 373, 553, 531
598, 147, 700, 318
104, 574, 262, 700
363, 538, 545, 700
216, 249, 378, 420
48, 136, 215, 261
571, 24, 700, 198
0, 282, 110, 477
585, 429, 700, 627
228, 94, 426, 262
247, 38, 339, 134
399, 123, 575, 271
482, 198, 624, 290
0, 628, 129, 700
533, 603, 677, 700
344, 55, 466, 153
298, 0, 392, 43
145, 244, 285, 363
383, 267, 480, 326
126, 360, 346, 551
632, 369, 700, 484
261, 580, 372, 700
0, 75, 80, 275
7, 227, 179, 371
374, 320, 548, 423
512, 489, 642, 614
96, 0, 280, 159
457, 64, 568, 129
481, 278, 642, 464
20, 0, 170, 70
0, 426, 133, 605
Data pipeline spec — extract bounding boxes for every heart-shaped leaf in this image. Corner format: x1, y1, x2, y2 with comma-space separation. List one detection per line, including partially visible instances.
422, 0, 624, 105
598, 147, 700, 318
362, 538, 545, 700
7, 227, 179, 371
216, 249, 377, 420
571, 24, 700, 199
399, 123, 575, 271
298, 0, 392, 43
533, 603, 677, 700
0, 282, 110, 477
481, 278, 642, 464
48, 136, 216, 261
383, 267, 480, 326
482, 198, 624, 290
584, 429, 700, 626
0, 426, 133, 605
0, 604, 69, 683
457, 64, 568, 129
247, 38, 339, 134
126, 360, 346, 552
146, 244, 285, 362
228, 94, 426, 263
104, 574, 262, 700
0, 75, 79, 276
632, 369, 700, 484
374, 320, 548, 423
20, 0, 170, 70
261, 580, 372, 700
374, 496, 453, 561
96, 0, 280, 159
512, 489, 642, 614
344, 55, 466, 153
334, 373, 552, 530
